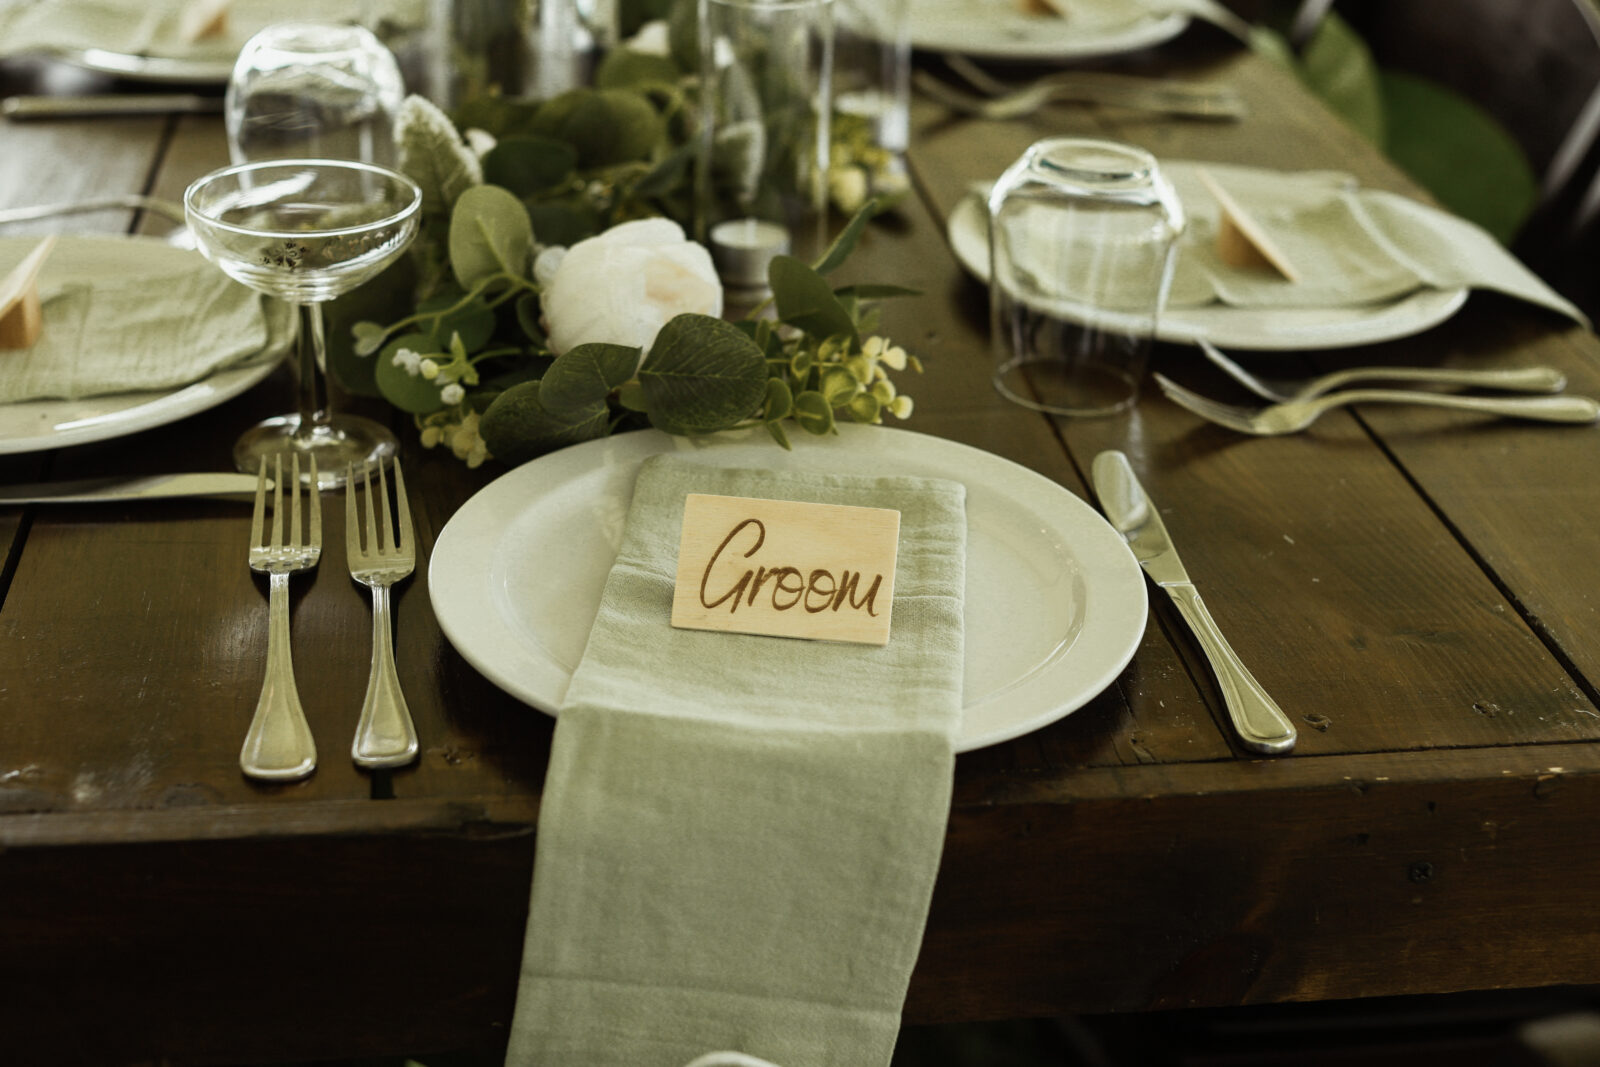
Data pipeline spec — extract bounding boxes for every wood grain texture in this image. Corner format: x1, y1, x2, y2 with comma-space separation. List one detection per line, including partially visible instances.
4, 43, 1600, 1063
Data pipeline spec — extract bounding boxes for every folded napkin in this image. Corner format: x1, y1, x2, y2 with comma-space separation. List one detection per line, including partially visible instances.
508, 454, 968, 1067
0, 236, 292, 403
0, 0, 421, 62
1163, 162, 1590, 326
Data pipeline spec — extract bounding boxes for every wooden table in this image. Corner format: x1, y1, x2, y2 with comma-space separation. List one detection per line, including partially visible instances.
4, 35, 1600, 1066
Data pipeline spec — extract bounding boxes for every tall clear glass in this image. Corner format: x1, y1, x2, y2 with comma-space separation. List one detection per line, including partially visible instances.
832, 0, 908, 154
226, 22, 406, 168
428, 0, 615, 107
696, 0, 833, 293
185, 160, 423, 486
989, 138, 1184, 417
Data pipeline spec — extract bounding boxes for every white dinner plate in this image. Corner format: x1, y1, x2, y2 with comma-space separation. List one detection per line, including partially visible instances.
0, 237, 282, 454
429, 425, 1149, 752
909, 0, 1189, 61
948, 163, 1471, 351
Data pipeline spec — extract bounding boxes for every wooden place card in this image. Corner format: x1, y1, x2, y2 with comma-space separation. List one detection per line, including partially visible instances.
1196, 167, 1302, 282
671, 493, 901, 646
0, 235, 57, 350
177, 0, 231, 43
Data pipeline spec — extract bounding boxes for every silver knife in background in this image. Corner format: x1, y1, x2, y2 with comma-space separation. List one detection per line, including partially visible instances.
0, 472, 263, 505
1091, 450, 1297, 755
2, 94, 224, 120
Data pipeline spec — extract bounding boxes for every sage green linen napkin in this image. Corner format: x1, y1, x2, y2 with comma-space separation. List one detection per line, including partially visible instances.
0, 236, 291, 403
1163, 163, 1589, 326
507, 454, 968, 1067
0, 0, 421, 63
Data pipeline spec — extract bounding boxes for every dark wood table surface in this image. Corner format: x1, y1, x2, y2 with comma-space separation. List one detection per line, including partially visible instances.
4, 31, 1600, 1066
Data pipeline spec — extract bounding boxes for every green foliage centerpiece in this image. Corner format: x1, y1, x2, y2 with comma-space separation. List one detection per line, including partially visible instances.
345, 19, 918, 469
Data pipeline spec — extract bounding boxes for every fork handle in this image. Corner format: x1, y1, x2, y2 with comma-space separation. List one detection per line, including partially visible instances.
1311, 365, 1567, 397
352, 584, 419, 769
1333, 389, 1600, 423
241, 571, 318, 781
1164, 583, 1297, 755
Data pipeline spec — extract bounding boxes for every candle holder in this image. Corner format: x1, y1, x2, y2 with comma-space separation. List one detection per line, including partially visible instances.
695, 0, 833, 282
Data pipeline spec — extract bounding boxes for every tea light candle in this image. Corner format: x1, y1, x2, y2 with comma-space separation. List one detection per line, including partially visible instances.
708, 217, 791, 291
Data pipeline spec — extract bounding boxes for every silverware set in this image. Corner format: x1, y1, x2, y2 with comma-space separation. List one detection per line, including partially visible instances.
916, 54, 1246, 122
240, 453, 419, 782
1158, 339, 1600, 435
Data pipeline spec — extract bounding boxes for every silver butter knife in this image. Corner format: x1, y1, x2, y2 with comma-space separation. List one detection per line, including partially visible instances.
0, 472, 263, 505
1091, 450, 1297, 755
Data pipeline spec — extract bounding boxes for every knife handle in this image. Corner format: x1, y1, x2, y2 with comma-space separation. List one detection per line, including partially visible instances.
1164, 583, 1297, 754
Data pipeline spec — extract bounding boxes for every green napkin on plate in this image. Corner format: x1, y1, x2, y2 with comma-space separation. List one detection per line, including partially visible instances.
0, 235, 291, 404
507, 454, 968, 1067
1163, 162, 1589, 326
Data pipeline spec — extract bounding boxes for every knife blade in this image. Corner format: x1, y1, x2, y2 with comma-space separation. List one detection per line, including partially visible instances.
1091, 450, 1296, 755
0, 472, 263, 505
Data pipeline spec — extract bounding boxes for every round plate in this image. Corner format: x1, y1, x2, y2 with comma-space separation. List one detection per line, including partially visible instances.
949, 163, 1471, 351
429, 425, 1148, 753
0, 235, 283, 453
909, 0, 1189, 60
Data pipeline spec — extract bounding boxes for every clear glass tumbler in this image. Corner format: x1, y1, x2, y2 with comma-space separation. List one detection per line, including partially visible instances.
988, 138, 1184, 417
225, 21, 406, 168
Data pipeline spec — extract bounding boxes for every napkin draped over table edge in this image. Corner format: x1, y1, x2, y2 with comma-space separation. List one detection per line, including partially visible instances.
507, 456, 969, 1067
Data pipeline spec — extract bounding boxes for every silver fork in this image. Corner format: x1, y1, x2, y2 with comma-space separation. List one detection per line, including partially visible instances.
346, 460, 419, 769
1155, 373, 1600, 435
1199, 338, 1568, 403
242, 453, 321, 781
915, 69, 1245, 122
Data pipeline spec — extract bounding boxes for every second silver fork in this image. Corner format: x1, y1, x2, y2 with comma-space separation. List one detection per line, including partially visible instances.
346, 460, 419, 769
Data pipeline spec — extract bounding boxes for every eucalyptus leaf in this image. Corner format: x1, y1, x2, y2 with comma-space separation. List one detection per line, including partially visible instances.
540, 342, 642, 409
765, 419, 791, 450
417, 291, 496, 352
763, 376, 793, 421
516, 292, 547, 343
449, 185, 536, 289
397, 94, 484, 215
480, 380, 611, 466
526, 199, 603, 247
596, 49, 682, 91
792, 390, 835, 435
811, 199, 881, 275
617, 380, 649, 411
325, 253, 416, 397
483, 135, 579, 197
769, 255, 858, 344
638, 314, 768, 434
847, 392, 882, 424
820, 365, 862, 406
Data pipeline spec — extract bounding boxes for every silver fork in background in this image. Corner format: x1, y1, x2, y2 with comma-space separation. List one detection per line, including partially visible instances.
242, 453, 321, 782
346, 460, 419, 769
1199, 338, 1568, 403
1155, 373, 1600, 435
915, 67, 1245, 122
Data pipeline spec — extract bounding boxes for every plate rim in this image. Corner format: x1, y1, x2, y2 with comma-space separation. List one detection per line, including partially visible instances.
947, 164, 1472, 351
428, 424, 1149, 753
909, 6, 1190, 60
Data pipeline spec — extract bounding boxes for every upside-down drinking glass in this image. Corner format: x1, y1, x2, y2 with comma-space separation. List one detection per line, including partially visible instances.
225, 21, 405, 167
185, 159, 422, 486
988, 137, 1184, 417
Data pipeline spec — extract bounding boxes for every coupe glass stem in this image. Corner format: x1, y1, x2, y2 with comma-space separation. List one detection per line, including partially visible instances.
292, 300, 332, 444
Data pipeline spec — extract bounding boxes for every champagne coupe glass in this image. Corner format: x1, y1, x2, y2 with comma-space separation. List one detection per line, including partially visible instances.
185, 159, 422, 486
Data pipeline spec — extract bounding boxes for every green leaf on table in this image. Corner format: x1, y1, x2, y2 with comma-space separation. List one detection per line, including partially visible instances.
397, 94, 484, 215
847, 392, 882, 424
482, 135, 579, 197
374, 333, 447, 414
417, 290, 496, 352
516, 292, 547, 344
763, 376, 793, 421
479, 380, 611, 465
820, 365, 862, 407
540, 342, 641, 409
1378, 70, 1536, 245
769, 255, 859, 345
791, 389, 835, 436
638, 313, 768, 434
530, 88, 665, 168
326, 254, 417, 397
811, 198, 882, 275
596, 49, 683, 92
1297, 11, 1384, 145
525, 198, 602, 247
449, 185, 535, 289
631, 139, 696, 200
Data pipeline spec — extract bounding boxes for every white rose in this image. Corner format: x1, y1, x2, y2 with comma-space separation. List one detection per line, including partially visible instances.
540, 218, 723, 361
622, 19, 671, 56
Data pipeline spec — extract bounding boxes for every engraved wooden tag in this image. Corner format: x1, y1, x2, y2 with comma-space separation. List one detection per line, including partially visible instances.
0, 235, 56, 350
671, 493, 901, 646
177, 0, 231, 42
1196, 167, 1302, 282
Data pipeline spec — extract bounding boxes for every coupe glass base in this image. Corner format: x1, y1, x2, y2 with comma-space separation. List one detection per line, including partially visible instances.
234, 415, 398, 488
